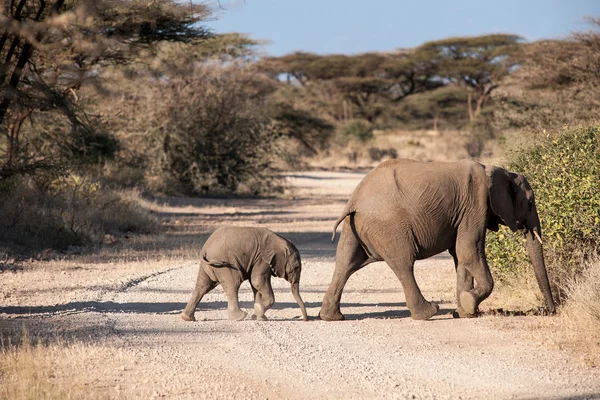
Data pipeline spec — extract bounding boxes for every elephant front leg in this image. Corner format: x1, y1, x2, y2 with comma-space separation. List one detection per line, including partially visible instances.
450, 249, 476, 318
181, 266, 217, 322
455, 264, 476, 318
250, 273, 274, 321
455, 240, 494, 316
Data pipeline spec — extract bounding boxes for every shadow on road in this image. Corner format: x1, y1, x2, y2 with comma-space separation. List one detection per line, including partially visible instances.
343, 307, 455, 320
1, 300, 419, 316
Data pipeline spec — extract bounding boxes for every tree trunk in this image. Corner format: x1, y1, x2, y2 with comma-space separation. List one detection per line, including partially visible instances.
474, 93, 484, 118
2, 111, 28, 178
0, 37, 22, 88
0, 0, 64, 126
474, 83, 498, 118
0, 0, 28, 54
467, 91, 474, 122
433, 111, 440, 131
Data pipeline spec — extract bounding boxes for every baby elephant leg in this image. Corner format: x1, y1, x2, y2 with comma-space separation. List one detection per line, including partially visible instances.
217, 269, 247, 321
181, 265, 217, 321
250, 273, 274, 321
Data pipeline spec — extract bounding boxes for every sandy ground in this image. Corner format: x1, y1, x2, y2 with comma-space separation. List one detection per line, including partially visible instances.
1, 171, 600, 399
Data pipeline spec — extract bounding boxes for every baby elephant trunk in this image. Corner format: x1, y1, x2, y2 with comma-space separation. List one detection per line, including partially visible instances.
290, 282, 308, 321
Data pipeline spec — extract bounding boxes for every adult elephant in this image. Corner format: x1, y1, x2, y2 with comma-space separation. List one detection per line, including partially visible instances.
319, 159, 556, 321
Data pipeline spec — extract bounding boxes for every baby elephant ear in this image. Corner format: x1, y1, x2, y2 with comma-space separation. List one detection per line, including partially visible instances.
266, 247, 286, 278
486, 166, 518, 232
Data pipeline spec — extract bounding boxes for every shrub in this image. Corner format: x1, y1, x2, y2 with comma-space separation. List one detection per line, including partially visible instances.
149, 66, 282, 196
337, 119, 373, 143
0, 178, 77, 252
368, 146, 398, 162
0, 175, 157, 254
48, 175, 157, 243
486, 125, 600, 300
270, 102, 335, 155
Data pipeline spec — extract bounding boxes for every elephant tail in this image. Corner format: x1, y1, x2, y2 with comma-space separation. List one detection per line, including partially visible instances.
202, 255, 237, 270
331, 204, 355, 242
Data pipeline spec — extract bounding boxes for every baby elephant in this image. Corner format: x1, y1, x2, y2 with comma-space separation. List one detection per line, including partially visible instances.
181, 226, 308, 322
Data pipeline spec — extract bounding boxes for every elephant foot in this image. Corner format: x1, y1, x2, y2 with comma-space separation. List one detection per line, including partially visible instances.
180, 312, 196, 322
459, 291, 478, 316
227, 308, 247, 321
452, 306, 477, 319
410, 301, 439, 320
251, 314, 268, 321
318, 308, 345, 322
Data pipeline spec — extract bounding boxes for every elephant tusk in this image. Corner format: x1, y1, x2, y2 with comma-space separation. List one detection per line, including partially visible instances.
533, 230, 543, 245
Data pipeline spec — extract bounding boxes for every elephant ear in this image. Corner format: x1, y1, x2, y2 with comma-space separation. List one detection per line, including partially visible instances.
265, 246, 287, 278
486, 166, 518, 232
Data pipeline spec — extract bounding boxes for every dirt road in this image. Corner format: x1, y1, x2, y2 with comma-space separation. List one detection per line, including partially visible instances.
2, 171, 600, 399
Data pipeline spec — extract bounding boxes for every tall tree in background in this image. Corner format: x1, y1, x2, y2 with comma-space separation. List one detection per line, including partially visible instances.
259, 36, 522, 130
0, 0, 66, 176
0, 0, 211, 179
417, 34, 522, 121
259, 50, 442, 125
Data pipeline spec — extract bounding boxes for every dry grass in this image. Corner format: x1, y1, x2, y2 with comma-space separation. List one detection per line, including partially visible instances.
0, 333, 69, 400
484, 257, 600, 367
560, 257, 600, 366
563, 258, 600, 331
0, 332, 134, 400
0, 177, 157, 255
482, 272, 544, 312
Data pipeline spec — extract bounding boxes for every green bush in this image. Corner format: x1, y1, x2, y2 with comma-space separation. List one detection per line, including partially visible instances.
486, 125, 600, 297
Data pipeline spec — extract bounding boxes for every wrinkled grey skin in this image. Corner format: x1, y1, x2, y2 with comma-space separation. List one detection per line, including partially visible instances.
320, 158, 555, 321
181, 226, 308, 322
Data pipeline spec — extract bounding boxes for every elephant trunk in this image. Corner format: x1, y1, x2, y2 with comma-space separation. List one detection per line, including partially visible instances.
525, 220, 556, 313
290, 281, 308, 321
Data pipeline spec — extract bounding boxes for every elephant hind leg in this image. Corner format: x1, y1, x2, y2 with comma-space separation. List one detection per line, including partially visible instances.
218, 270, 247, 321
319, 221, 370, 321
181, 265, 218, 321
386, 257, 439, 320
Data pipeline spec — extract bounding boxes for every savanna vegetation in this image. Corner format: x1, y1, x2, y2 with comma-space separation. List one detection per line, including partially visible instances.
483, 20, 600, 343
0, 0, 598, 366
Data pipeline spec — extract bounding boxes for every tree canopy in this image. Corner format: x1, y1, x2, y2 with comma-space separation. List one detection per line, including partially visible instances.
0, 0, 212, 179
417, 34, 522, 120
255, 34, 521, 132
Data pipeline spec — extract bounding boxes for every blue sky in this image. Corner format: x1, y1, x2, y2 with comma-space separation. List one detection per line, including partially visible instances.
205, 0, 600, 56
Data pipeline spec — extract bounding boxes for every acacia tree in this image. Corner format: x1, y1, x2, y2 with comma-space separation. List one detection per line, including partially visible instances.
417, 34, 522, 121
259, 50, 441, 125
0, 0, 211, 179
